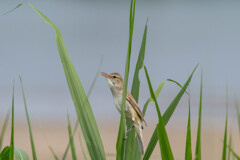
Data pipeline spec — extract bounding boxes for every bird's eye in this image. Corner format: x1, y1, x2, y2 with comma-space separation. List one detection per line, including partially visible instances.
112, 76, 116, 78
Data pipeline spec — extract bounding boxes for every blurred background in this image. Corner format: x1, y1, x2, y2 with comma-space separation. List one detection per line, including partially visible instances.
1, 0, 240, 159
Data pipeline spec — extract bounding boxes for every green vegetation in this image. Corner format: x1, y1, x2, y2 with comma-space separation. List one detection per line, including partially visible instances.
19, 76, 37, 160
195, 72, 203, 160
185, 96, 192, 160
0, 0, 239, 159
67, 113, 77, 160
116, 0, 135, 159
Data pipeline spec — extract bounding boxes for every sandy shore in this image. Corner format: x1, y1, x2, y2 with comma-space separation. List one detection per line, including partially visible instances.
1, 120, 239, 160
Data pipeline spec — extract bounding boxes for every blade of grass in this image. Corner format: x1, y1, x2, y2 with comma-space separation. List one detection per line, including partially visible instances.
142, 80, 166, 116
228, 131, 232, 160
0, 110, 10, 151
222, 85, 228, 160
130, 19, 148, 104
195, 71, 203, 160
78, 131, 88, 160
9, 84, 15, 160
135, 80, 165, 159
144, 66, 174, 160
143, 65, 198, 160
116, 0, 135, 159
67, 113, 77, 160
185, 96, 192, 160
2, 3, 23, 16
19, 75, 37, 160
62, 122, 78, 160
62, 57, 102, 160
234, 101, 240, 137
49, 146, 59, 160
30, 4, 106, 160
0, 85, 30, 159
125, 18, 148, 160
166, 79, 190, 96
227, 145, 240, 160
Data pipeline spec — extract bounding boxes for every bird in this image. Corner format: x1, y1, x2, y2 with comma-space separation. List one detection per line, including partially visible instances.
100, 72, 147, 155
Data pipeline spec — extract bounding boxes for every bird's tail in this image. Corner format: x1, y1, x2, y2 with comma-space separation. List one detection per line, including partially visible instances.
134, 123, 144, 155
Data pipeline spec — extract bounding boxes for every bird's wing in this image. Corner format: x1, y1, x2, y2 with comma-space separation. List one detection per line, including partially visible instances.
126, 92, 147, 126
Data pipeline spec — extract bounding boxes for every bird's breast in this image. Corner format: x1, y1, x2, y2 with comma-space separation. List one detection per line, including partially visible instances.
113, 94, 122, 113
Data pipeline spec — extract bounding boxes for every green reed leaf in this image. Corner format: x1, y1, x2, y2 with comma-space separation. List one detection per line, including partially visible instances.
30, 4, 106, 160
67, 114, 77, 160
19, 76, 37, 160
62, 56, 102, 160
144, 66, 174, 160
125, 18, 148, 160
222, 86, 228, 160
195, 71, 203, 160
142, 80, 166, 116
78, 131, 88, 160
49, 146, 59, 160
9, 84, 15, 160
2, 3, 23, 16
185, 97, 192, 160
0, 110, 10, 151
116, 0, 135, 159
143, 65, 198, 160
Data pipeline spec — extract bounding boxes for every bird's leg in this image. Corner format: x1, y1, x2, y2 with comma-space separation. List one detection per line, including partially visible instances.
123, 125, 134, 140
126, 125, 134, 134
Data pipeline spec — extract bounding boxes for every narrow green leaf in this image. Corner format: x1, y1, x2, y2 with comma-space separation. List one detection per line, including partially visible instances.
142, 80, 166, 116
0, 110, 10, 151
228, 131, 232, 160
144, 66, 174, 160
125, 18, 148, 160
9, 84, 15, 160
67, 114, 77, 160
128, 80, 165, 160
227, 145, 240, 160
0, 87, 16, 160
234, 101, 240, 137
194, 72, 203, 160
185, 97, 192, 160
131, 19, 148, 103
143, 67, 162, 118
116, 0, 135, 159
19, 75, 37, 160
30, 4, 106, 160
62, 57, 102, 160
2, 3, 23, 16
143, 65, 198, 160
132, 80, 165, 160
62, 122, 77, 160
167, 79, 190, 96
49, 146, 59, 160
222, 86, 228, 160
78, 132, 88, 160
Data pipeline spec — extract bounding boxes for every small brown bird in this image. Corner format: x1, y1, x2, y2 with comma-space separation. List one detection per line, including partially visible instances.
100, 72, 147, 155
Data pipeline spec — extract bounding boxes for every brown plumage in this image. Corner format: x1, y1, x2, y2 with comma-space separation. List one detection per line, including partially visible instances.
126, 92, 147, 127
100, 72, 146, 155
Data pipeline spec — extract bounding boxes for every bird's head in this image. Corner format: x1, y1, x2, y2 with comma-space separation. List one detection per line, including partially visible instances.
100, 72, 123, 92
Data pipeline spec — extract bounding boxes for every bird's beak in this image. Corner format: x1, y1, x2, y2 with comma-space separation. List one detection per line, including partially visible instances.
100, 72, 112, 79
